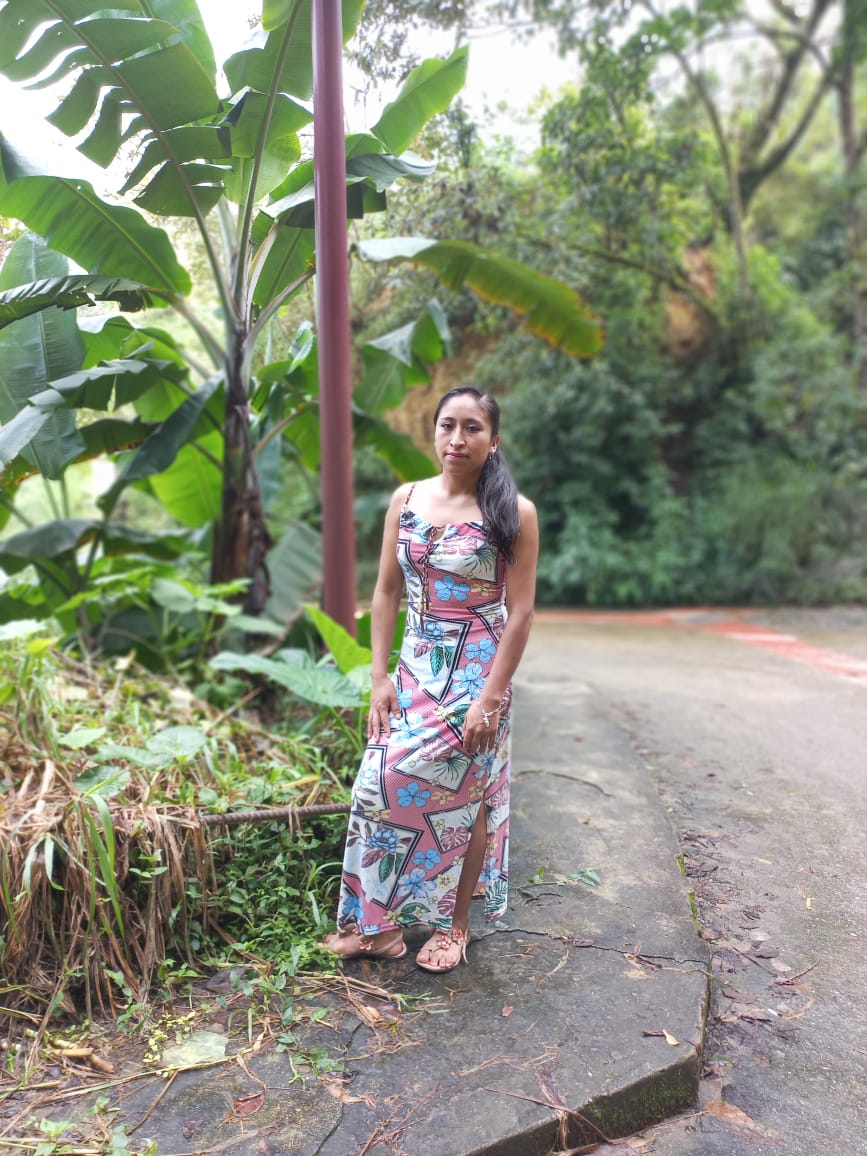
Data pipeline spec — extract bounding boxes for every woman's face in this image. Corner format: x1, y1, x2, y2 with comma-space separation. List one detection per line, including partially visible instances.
434, 395, 499, 475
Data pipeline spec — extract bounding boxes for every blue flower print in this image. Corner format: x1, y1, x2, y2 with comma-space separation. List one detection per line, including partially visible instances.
454, 661, 485, 698
478, 856, 500, 886
367, 827, 399, 853
397, 867, 436, 900
434, 575, 470, 603
413, 847, 442, 871
422, 620, 444, 641
474, 749, 495, 777
397, 687, 413, 709
465, 638, 496, 664
392, 710, 438, 747
339, 893, 364, 923
396, 781, 432, 808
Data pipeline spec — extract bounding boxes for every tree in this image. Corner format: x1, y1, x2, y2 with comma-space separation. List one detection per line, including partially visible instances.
0, 0, 601, 645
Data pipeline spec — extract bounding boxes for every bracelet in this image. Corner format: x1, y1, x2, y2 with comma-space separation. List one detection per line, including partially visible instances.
476, 700, 501, 728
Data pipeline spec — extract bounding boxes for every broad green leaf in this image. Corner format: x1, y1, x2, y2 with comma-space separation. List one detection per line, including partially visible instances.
60, 725, 107, 750
0, 4, 219, 170
250, 219, 315, 307
97, 375, 222, 515
353, 414, 436, 482
262, 0, 297, 31
72, 766, 131, 799
264, 521, 322, 628
0, 138, 190, 294
355, 345, 427, 414
355, 238, 604, 358
119, 126, 231, 195
0, 405, 51, 470
0, 518, 97, 575
371, 47, 469, 156
146, 725, 208, 759
0, 233, 84, 478
210, 650, 363, 708
30, 358, 186, 414
145, 430, 223, 527
355, 303, 451, 413
305, 603, 372, 674
0, 274, 156, 329
224, 0, 363, 101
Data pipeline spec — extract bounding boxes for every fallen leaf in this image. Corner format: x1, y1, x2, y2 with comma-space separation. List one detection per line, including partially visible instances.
501, 1005, 513, 1017
160, 1030, 227, 1069
323, 1079, 376, 1108
234, 1091, 265, 1116
354, 1003, 398, 1029
706, 1100, 756, 1125
704, 1098, 780, 1142
663, 1030, 679, 1046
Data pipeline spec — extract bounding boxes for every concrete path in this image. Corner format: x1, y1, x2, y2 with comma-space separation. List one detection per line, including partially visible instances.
108, 620, 707, 1155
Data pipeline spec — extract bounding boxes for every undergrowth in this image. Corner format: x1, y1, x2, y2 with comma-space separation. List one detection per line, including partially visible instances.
0, 621, 360, 1067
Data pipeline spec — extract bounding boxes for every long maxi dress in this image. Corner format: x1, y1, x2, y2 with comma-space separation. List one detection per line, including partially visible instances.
336, 491, 511, 936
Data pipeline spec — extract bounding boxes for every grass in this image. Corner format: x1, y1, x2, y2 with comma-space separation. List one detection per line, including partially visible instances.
0, 624, 360, 1071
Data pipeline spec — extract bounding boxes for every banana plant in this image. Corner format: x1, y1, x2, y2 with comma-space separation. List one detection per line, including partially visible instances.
0, 0, 602, 643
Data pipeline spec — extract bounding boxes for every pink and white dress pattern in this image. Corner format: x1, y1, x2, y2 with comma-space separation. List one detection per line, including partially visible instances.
336, 500, 511, 935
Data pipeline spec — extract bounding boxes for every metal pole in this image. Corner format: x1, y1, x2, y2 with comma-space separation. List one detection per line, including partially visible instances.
312, 0, 357, 634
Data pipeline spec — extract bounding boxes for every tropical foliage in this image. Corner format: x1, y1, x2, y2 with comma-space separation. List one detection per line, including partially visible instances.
0, 0, 601, 656
349, 0, 867, 605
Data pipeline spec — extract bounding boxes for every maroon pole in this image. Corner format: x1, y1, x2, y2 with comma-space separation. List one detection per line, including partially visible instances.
312, 0, 357, 634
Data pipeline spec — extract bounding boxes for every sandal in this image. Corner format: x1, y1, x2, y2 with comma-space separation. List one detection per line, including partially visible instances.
416, 925, 470, 973
321, 927, 407, 961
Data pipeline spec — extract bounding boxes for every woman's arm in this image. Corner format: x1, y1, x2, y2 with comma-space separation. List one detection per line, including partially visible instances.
464, 494, 539, 753
367, 484, 412, 742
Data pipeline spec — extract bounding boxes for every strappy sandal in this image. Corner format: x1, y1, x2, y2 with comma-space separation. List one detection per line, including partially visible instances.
415, 925, 470, 973
321, 927, 407, 961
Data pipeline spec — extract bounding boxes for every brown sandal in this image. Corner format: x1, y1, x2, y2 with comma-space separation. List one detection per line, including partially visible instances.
416, 925, 470, 973
321, 927, 407, 961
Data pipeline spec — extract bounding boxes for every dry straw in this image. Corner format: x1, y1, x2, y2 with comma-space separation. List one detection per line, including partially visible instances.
0, 753, 349, 1038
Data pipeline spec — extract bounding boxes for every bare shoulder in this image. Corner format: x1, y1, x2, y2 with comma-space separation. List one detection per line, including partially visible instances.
387, 482, 414, 512
517, 493, 539, 526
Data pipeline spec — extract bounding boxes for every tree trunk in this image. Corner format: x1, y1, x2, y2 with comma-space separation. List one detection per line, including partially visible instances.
210, 342, 273, 615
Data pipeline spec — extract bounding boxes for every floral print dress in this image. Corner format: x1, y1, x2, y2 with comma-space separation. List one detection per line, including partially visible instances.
336, 496, 511, 935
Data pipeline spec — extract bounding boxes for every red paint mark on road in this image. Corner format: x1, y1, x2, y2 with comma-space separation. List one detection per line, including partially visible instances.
535, 609, 867, 685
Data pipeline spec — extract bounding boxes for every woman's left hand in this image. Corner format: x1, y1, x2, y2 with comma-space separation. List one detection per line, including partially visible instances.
463, 699, 500, 756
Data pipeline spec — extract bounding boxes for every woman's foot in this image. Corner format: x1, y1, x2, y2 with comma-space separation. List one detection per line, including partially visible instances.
416, 925, 470, 973
320, 926, 407, 961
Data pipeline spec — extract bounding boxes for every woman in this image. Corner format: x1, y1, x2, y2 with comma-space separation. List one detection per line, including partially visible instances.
323, 386, 538, 972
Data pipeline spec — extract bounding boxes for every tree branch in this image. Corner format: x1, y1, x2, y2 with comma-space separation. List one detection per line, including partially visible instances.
741, 0, 834, 168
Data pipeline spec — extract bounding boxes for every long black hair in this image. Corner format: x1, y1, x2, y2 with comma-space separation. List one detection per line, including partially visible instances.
434, 386, 521, 563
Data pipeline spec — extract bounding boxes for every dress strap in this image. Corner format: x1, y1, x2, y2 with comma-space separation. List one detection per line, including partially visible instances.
401, 483, 416, 512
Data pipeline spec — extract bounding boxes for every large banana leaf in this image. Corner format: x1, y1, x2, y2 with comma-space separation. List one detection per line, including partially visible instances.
0, 138, 191, 294
355, 302, 451, 413
145, 431, 223, 527
224, 0, 364, 101
0, 233, 84, 477
371, 46, 469, 157
0, 275, 156, 329
0, 1, 219, 172
0, 358, 176, 471
264, 520, 323, 629
97, 374, 222, 516
355, 238, 605, 358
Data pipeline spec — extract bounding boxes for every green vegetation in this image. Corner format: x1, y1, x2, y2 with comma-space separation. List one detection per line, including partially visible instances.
0, 4, 865, 1141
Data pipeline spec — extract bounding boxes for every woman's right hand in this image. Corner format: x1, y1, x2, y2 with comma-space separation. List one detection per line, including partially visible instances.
368, 675, 398, 742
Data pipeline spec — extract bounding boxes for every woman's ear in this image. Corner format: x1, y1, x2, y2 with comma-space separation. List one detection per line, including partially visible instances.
489, 435, 500, 456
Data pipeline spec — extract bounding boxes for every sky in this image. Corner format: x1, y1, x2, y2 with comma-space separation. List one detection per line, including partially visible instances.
0, 2, 575, 186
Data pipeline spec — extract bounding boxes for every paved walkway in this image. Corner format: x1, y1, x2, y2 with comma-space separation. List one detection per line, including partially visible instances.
106, 620, 707, 1155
